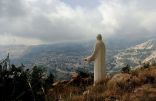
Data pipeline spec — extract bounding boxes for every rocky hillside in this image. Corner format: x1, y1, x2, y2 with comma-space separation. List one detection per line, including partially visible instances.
113, 39, 156, 69
48, 65, 156, 101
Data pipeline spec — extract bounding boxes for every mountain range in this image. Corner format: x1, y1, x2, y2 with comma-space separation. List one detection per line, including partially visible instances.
0, 39, 156, 79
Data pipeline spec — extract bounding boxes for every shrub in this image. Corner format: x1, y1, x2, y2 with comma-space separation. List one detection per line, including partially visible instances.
143, 63, 150, 69
121, 64, 130, 73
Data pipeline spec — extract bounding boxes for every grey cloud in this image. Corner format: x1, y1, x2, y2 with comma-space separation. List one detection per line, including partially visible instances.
0, 0, 156, 45
135, 0, 156, 11
100, 0, 156, 39
60, 0, 101, 9
0, 0, 101, 43
0, 0, 27, 18
19, 15, 95, 42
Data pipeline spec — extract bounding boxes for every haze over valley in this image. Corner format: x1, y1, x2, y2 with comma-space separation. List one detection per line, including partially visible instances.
0, 38, 156, 79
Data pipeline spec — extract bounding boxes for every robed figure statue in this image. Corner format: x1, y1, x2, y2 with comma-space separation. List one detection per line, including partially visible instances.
85, 34, 106, 85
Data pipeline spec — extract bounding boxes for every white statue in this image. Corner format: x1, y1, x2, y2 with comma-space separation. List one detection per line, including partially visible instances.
84, 34, 106, 85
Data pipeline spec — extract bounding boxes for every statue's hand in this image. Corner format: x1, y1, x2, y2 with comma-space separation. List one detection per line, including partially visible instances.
83, 57, 92, 63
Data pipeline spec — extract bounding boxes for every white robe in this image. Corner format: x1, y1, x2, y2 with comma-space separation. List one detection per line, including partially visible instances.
88, 40, 106, 84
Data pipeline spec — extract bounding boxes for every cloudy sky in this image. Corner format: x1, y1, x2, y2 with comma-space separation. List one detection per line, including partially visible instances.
0, 0, 156, 45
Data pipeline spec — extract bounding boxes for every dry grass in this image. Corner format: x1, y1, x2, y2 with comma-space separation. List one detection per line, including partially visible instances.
47, 85, 83, 101
69, 95, 84, 101
47, 66, 156, 101
83, 66, 156, 101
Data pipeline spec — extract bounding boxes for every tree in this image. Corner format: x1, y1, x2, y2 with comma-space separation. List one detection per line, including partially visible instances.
0, 64, 34, 101
121, 64, 130, 73
31, 66, 46, 101
143, 63, 150, 69
45, 73, 54, 93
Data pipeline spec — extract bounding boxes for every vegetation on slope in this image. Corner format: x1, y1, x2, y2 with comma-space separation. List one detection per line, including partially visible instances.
48, 64, 156, 101
1, 61, 156, 101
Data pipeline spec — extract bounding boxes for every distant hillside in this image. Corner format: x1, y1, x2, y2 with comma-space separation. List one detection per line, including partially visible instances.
0, 45, 31, 59
0, 39, 152, 79
113, 39, 156, 69
0, 42, 95, 79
